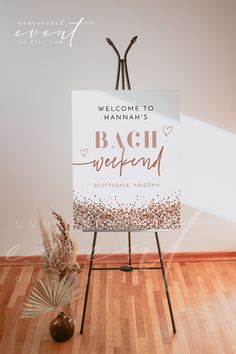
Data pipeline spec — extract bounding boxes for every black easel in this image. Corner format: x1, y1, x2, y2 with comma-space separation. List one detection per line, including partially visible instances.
79, 36, 176, 335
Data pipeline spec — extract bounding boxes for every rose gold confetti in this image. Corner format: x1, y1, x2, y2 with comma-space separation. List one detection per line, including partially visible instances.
73, 191, 180, 231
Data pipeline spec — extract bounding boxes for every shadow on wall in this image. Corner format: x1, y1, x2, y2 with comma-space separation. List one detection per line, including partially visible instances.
181, 114, 236, 223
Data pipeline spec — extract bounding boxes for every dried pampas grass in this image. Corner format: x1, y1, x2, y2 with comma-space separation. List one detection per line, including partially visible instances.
38, 209, 83, 280
21, 209, 83, 319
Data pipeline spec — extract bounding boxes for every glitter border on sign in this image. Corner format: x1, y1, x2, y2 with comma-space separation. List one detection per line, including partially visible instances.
73, 191, 180, 231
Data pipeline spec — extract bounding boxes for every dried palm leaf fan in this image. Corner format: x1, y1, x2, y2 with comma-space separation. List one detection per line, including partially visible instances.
21, 275, 79, 318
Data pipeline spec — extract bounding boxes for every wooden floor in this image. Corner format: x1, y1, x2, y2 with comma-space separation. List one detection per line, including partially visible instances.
1, 261, 236, 353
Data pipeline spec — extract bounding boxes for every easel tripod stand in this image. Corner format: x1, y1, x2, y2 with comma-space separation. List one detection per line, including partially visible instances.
79, 36, 177, 335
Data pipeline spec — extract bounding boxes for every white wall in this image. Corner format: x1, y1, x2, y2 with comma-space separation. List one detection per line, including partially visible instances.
1, 0, 236, 256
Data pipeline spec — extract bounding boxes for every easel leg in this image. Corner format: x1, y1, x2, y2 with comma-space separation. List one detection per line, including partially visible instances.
80, 231, 97, 334
155, 232, 176, 334
128, 231, 131, 265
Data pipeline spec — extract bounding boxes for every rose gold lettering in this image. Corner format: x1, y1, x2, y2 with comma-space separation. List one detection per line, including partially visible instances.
127, 131, 140, 148
96, 131, 108, 148
144, 131, 157, 148
73, 146, 164, 177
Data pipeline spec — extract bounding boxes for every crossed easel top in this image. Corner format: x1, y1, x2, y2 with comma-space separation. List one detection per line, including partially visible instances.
106, 36, 138, 90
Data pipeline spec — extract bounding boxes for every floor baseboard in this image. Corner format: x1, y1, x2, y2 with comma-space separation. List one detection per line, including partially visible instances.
0, 251, 236, 266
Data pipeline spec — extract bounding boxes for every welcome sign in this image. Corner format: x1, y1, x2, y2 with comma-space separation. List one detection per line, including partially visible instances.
72, 90, 180, 231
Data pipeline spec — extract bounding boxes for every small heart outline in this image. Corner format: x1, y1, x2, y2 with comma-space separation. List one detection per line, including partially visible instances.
162, 125, 173, 137
80, 148, 88, 157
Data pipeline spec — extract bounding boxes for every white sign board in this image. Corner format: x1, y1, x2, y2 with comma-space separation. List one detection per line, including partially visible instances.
72, 90, 180, 231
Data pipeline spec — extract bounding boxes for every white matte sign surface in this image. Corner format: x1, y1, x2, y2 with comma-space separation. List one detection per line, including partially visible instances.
72, 90, 180, 231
